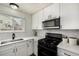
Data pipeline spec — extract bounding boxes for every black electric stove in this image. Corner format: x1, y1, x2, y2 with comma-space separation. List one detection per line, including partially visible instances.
38, 33, 62, 56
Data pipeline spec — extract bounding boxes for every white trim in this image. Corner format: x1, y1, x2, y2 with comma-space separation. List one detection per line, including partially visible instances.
43, 26, 60, 29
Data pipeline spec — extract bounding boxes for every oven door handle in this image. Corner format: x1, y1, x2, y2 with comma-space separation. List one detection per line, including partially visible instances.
64, 53, 71, 56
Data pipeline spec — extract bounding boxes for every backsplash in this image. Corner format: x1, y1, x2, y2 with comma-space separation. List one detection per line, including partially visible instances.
37, 29, 79, 38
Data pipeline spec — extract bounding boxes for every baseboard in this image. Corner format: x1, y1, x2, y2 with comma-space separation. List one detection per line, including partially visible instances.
30, 53, 36, 56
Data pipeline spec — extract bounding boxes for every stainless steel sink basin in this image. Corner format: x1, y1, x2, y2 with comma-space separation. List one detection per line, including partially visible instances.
1, 39, 23, 44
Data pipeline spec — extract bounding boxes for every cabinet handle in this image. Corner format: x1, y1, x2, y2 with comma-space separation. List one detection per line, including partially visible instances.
13, 49, 15, 53
64, 53, 71, 56
27, 43, 29, 47
16, 48, 17, 52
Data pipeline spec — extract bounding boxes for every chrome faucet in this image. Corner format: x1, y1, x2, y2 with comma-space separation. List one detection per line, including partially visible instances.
12, 33, 15, 40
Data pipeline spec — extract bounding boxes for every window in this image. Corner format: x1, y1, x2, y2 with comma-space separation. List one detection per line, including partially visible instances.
0, 14, 25, 32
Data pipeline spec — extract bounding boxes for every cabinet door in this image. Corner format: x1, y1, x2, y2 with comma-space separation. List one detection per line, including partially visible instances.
0, 44, 15, 56
43, 3, 59, 21
0, 48, 15, 56
37, 10, 43, 29
34, 40, 38, 56
15, 41, 27, 56
32, 13, 39, 29
43, 5, 51, 21
32, 10, 43, 29
60, 3, 79, 29
58, 48, 79, 56
27, 39, 34, 56
50, 3, 60, 18
57, 48, 64, 56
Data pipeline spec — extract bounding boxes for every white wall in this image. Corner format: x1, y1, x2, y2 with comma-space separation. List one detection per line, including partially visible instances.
0, 5, 33, 41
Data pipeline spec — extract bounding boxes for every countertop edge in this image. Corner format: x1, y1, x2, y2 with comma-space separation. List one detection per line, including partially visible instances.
57, 41, 79, 55
0, 37, 38, 47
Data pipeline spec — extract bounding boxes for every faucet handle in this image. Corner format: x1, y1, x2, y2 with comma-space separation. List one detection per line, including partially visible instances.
12, 33, 15, 40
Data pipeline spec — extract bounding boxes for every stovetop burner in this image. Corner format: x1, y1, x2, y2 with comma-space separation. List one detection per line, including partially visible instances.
38, 33, 62, 48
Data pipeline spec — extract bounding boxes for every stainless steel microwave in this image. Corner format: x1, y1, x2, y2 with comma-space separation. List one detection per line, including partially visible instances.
42, 17, 60, 29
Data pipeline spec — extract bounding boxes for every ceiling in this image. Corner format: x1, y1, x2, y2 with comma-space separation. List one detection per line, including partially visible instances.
0, 3, 52, 14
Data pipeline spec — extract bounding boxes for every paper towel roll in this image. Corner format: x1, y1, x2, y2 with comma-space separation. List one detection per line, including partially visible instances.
69, 38, 77, 46
63, 38, 68, 44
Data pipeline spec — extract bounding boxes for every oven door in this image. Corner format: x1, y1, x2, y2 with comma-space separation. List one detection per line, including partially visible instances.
38, 44, 57, 56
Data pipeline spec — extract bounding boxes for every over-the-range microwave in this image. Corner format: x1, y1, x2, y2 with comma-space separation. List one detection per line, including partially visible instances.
42, 17, 60, 29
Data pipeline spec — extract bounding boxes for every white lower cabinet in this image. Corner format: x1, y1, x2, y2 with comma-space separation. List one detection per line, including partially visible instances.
0, 39, 34, 56
0, 43, 15, 56
34, 40, 38, 56
58, 48, 79, 56
0, 49, 15, 56
27, 39, 34, 56
15, 41, 27, 56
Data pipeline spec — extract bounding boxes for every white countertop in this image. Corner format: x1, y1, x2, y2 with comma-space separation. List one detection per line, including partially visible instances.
0, 36, 43, 47
57, 41, 79, 55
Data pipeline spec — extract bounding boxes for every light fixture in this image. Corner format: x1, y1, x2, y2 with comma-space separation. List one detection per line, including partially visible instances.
9, 3, 19, 9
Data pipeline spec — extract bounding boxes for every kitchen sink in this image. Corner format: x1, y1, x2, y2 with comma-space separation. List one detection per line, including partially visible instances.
1, 39, 24, 44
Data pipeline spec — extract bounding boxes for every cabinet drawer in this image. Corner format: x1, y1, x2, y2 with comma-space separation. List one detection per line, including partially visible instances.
0, 44, 15, 56
15, 40, 27, 46
0, 43, 15, 51
0, 48, 14, 56
58, 48, 79, 56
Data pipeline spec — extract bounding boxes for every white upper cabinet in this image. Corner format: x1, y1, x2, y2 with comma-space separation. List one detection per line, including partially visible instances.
43, 3, 60, 21
50, 3, 60, 18
37, 10, 43, 29
32, 10, 43, 29
32, 13, 38, 29
60, 3, 79, 29
43, 5, 51, 21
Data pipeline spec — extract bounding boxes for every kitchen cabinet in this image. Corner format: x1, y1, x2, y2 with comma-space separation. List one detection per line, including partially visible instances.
50, 3, 60, 18
27, 39, 34, 56
32, 13, 38, 29
37, 10, 43, 29
43, 3, 60, 21
34, 39, 38, 56
0, 41, 27, 56
0, 43, 15, 56
32, 10, 43, 29
60, 3, 79, 29
0, 39, 34, 56
15, 41, 27, 56
32, 3, 60, 29
58, 48, 79, 56
43, 5, 51, 21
